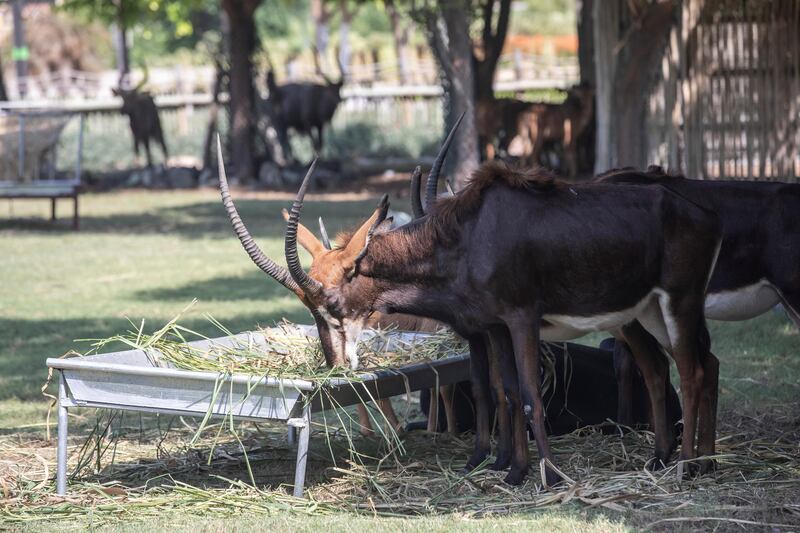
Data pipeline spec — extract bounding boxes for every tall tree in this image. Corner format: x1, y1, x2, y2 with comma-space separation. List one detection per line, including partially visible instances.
416, 1, 480, 190
221, 0, 262, 182
385, 0, 411, 85
593, 0, 677, 171
473, 0, 511, 103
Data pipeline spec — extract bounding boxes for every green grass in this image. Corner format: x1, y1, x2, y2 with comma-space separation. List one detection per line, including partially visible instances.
1, 189, 798, 530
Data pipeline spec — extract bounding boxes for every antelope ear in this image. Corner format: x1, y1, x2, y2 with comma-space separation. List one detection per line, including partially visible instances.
374, 217, 393, 235
281, 208, 325, 257
343, 195, 390, 278
343, 195, 389, 258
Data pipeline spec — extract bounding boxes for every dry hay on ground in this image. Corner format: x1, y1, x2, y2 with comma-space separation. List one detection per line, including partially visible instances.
1, 403, 798, 530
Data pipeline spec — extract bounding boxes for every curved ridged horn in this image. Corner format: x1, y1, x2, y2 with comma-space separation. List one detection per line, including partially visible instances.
285, 160, 324, 296
216, 136, 303, 297
410, 166, 425, 219
134, 64, 149, 92
318, 217, 332, 250
425, 112, 465, 211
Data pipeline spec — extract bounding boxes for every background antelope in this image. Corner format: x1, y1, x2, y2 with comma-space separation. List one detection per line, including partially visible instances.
265, 50, 344, 158
112, 68, 169, 169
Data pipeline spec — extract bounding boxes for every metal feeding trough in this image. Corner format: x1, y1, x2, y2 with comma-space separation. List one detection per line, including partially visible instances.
46, 324, 470, 497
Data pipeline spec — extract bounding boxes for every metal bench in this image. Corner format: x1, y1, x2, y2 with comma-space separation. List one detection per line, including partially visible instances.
0, 110, 84, 229
46, 324, 470, 497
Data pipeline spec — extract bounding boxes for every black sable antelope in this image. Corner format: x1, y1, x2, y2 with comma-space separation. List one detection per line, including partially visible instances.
266, 52, 344, 155
112, 69, 169, 168
275, 120, 722, 486
598, 166, 800, 426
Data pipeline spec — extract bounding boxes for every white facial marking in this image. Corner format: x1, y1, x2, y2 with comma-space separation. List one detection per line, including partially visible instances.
344, 319, 364, 370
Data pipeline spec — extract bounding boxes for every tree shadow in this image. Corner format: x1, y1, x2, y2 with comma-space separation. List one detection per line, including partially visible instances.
133, 272, 296, 303
0, 197, 383, 239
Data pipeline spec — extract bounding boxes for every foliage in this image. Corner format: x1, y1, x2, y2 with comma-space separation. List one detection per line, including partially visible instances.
510, 0, 576, 36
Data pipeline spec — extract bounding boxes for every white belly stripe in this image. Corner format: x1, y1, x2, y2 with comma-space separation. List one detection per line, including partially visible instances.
704, 280, 780, 321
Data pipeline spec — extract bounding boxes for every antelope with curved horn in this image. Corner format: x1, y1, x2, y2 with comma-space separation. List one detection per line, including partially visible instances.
278, 120, 722, 485
217, 135, 454, 436
112, 65, 168, 168
265, 47, 344, 156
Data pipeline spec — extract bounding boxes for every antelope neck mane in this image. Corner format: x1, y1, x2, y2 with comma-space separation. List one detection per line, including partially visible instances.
360, 160, 560, 280
429, 160, 559, 239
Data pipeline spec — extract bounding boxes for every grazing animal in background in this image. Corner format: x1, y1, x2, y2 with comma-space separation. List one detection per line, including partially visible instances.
112, 69, 169, 168
598, 165, 800, 427
514, 84, 594, 176
266, 51, 344, 156
476, 97, 534, 160
275, 115, 722, 486
413, 339, 683, 436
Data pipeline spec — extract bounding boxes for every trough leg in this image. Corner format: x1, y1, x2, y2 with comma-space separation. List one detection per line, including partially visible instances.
287, 425, 297, 445
292, 405, 312, 498
50, 198, 57, 222
56, 372, 69, 496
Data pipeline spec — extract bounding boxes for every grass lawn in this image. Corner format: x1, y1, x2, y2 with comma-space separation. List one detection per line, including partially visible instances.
1, 189, 799, 531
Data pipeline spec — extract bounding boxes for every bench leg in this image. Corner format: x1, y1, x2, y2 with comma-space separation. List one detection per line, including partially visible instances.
51, 198, 57, 222
72, 195, 79, 231
56, 372, 69, 496
292, 405, 311, 498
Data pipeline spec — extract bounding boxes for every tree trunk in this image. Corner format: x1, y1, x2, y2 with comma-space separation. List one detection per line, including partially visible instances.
11, 0, 28, 99
113, 24, 130, 85
311, 0, 330, 60
0, 56, 9, 101
577, 0, 595, 87
338, 0, 353, 78
473, 0, 511, 103
386, 0, 410, 85
424, 2, 480, 190
593, 0, 676, 171
221, 0, 262, 182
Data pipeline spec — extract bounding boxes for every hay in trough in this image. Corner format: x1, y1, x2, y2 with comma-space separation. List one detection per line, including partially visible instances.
83, 311, 467, 381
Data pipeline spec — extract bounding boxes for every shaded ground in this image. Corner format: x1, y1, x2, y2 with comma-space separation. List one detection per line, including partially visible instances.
1, 189, 799, 531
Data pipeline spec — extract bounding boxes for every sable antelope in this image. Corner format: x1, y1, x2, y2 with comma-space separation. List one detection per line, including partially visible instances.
112, 68, 169, 168
598, 165, 800, 426
266, 51, 344, 155
276, 116, 722, 486
476, 97, 534, 160
514, 84, 594, 176
281, 208, 456, 436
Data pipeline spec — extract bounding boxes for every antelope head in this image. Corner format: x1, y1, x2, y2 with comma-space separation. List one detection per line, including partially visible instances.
217, 117, 458, 369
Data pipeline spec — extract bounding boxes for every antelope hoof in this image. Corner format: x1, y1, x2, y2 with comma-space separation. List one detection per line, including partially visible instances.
676, 456, 701, 479
697, 457, 717, 475
490, 453, 511, 471
359, 427, 375, 438
542, 465, 565, 488
463, 449, 490, 472
503, 466, 528, 486
646, 456, 668, 472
